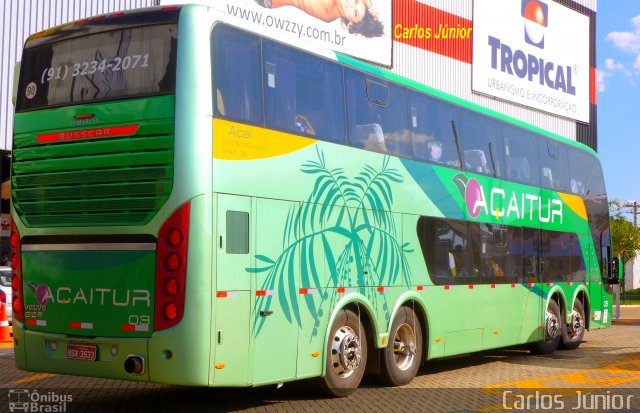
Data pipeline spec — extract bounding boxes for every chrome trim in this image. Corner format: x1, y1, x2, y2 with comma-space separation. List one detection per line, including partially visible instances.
22, 243, 156, 251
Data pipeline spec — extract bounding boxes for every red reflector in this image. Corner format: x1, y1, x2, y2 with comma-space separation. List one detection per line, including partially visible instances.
337, 287, 345, 293
69, 322, 81, 329
377, 286, 385, 292
111, 12, 125, 17
567, 282, 572, 286
583, 282, 588, 285
547, 283, 552, 287
74, 114, 94, 120
162, 6, 178, 10
26, 319, 37, 326
417, 285, 424, 291
164, 303, 178, 320
164, 278, 179, 296
36, 124, 139, 143
511, 284, 516, 288
468, 284, 474, 289
75, 18, 88, 24
168, 229, 183, 247
256, 290, 267, 296
216, 291, 227, 298
122, 324, 136, 331
491, 284, 496, 288
166, 254, 181, 271
528, 283, 534, 287
444, 285, 450, 290
299, 288, 308, 295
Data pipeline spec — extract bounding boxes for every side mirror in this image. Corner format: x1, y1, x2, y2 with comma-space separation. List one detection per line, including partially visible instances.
12, 61, 21, 106
611, 256, 621, 284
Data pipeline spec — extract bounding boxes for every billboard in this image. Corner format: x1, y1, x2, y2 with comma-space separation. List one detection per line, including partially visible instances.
472, 0, 590, 123
162, 0, 392, 67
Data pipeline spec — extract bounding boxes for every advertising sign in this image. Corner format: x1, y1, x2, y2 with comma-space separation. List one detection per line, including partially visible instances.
162, 0, 392, 67
472, 0, 590, 122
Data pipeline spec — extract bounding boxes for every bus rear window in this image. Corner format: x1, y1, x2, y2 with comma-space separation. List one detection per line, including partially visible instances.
17, 24, 177, 112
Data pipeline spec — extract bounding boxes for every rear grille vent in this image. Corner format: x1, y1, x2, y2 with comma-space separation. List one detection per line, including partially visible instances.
12, 122, 174, 227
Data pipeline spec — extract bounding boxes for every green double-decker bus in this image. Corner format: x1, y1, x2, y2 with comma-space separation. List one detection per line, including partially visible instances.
11, 5, 616, 396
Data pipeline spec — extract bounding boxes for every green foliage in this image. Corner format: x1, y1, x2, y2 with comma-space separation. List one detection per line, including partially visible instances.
248, 148, 412, 336
610, 200, 640, 263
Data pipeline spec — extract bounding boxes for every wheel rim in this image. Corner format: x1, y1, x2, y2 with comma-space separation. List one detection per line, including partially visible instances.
392, 323, 417, 371
545, 309, 560, 341
568, 308, 584, 338
331, 326, 363, 379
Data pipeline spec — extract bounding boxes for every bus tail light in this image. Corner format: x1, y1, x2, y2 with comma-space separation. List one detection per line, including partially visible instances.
154, 202, 190, 331
11, 221, 24, 323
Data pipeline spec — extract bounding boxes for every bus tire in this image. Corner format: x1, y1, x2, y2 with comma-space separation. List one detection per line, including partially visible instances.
530, 299, 562, 355
560, 299, 585, 350
380, 305, 423, 386
320, 308, 367, 397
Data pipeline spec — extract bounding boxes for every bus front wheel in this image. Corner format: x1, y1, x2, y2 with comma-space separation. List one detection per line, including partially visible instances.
380, 305, 423, 386
560, 299, 585, 350
320, 308, 367, 397
530, 299, 562, 355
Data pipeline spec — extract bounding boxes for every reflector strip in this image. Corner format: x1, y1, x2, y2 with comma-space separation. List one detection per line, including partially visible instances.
36, 124, 139, 143
256, 290, 274, 296
216, 291, 238, 298
299, 288, 317, 295
337, 287, 352, 293
122, 324, 149, 332
69, 322, 93, 330
26, 319, 46, 327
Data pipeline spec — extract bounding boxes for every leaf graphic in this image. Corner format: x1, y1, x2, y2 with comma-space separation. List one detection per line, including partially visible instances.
452, 173, 469, 199
256, 255, 275, 264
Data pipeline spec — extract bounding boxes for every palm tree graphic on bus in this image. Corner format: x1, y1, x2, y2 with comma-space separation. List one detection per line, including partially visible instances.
247, 148, 413, 337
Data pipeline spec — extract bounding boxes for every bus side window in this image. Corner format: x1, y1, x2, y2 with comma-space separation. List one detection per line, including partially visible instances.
460, 109, 505, 178
345, 70, 411, 157
263, 40, 345, 143
212, 26, 263, 124
504, 125, 539, 186
409, 92, 461, 167
539, 139, 570, 192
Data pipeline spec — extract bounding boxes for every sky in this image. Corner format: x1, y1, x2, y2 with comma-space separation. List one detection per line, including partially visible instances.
597, 2, 640, 212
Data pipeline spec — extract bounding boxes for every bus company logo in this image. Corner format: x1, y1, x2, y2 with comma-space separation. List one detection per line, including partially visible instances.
26, 282, 151, 308
453, 173, 563, 224
522, 0, 548, 49
8, 389, 73, 412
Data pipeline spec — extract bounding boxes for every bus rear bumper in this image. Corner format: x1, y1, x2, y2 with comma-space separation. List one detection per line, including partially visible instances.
14, 326, 151, 382
13, 324, 211, 386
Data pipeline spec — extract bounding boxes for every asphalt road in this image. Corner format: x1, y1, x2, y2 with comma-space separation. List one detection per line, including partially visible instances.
1, 308, 640, 413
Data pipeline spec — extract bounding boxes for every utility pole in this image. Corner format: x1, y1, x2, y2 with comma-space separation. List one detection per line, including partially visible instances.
623, 201, 640, 227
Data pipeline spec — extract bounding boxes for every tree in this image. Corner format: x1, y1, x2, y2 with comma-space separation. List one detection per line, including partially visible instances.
610, 200, 640, 263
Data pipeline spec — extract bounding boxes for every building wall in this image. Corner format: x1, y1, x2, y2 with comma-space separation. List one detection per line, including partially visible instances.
0, 0, 159, 151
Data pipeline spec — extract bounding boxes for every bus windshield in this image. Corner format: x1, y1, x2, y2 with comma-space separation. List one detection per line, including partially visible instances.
16, 24, 177, 112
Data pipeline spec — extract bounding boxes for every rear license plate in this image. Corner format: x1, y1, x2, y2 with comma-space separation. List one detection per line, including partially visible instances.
66, 344, 97, 361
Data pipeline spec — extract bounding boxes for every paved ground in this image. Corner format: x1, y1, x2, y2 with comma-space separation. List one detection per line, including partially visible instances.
1, 308, 640, 412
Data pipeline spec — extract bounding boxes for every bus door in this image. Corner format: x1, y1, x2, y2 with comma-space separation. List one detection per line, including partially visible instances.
252, 198, 299, 385
212, 194, 252, 386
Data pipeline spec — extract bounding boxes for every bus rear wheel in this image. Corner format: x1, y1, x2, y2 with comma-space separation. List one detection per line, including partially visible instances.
320, 308, 367, 397
560, 299, 585, 350
530, 299, 562, 355
380, 305, 423, 386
